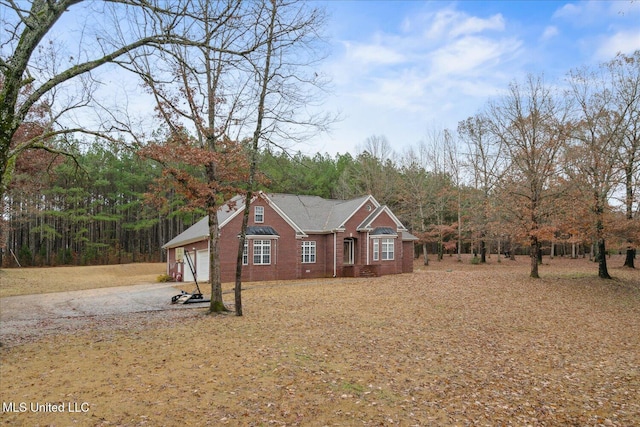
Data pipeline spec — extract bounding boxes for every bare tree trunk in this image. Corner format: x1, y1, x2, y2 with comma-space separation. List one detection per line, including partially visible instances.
597, 237, 611, 279
593, 192, 612, 279
234, 199, 251, 316
623, 165, 636, 269
207, 197, 227, 313
530, 236, 539, 278
457, 193, 462, 262
624, 248, 636, 268
422, 242, 429, 266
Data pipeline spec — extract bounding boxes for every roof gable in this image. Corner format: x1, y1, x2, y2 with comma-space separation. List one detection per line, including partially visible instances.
163, 193, 407, 248
358, 205, 406, 232
261, 193, 377, 233
330, 195, 378, 230
162, 216, 209, 249
162, 195, 246, 249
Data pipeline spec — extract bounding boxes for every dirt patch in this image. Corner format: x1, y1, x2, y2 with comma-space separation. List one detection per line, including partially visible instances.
1, 256, 639, 426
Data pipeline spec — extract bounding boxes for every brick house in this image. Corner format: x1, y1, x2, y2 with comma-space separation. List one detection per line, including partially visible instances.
162, 192, 418, 283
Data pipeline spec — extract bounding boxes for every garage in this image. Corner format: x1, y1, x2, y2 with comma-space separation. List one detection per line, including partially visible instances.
180, 248, 209, 283
196, 249, 210, 282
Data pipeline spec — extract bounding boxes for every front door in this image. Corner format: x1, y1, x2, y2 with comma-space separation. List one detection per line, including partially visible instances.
343, 238, 355, 265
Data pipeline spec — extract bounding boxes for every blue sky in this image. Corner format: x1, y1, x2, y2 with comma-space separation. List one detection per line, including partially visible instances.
306, 0, 640, 156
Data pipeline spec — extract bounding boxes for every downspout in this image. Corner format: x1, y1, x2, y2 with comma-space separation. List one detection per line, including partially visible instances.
333, 232, 337, 277
366, 232, 370, 265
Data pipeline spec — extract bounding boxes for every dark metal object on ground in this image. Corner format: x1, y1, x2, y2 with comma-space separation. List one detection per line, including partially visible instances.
171, 250, 210, 304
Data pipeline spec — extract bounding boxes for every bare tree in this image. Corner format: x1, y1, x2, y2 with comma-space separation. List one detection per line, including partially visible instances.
134, 0, 260, 312
337, 135, 399, 206
234, 0, 331, 316
397, 129, 455, 264
0, 0, 192, 254
398, 143, 432, 265
458, 114, 506, 263
567, 56, 638, 278
444, 130, 464, 262
134, 0, 331, 313
0, 0, 188, 199
608, 51, 640, 269
485, 74, 569, 278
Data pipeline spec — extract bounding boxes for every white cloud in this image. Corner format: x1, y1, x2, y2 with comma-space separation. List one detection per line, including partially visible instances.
541, 26, 559, 41
429, 36, 522, 77
357, 69, 428, 113
553, 0, 639, 25
552, 2, 583, 19
422, 9, 505, 40
595, 29, 640, 60
344, 41, 405, 66
552, 1, 608, 24
449, 14, 505, 37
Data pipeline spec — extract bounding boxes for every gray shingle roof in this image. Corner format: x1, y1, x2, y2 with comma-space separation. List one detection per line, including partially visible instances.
162, 195, 244, 249
162, 193, 412, 248
265, 193, 373, 232
401, 231, 419, 241
162, 216, 209, 249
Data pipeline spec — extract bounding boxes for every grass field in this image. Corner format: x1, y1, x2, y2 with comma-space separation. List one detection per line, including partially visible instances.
0, 255, 638, 426
0, 263, 165, 298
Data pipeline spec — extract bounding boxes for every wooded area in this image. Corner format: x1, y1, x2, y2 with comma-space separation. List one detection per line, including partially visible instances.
2, 121, 638, 271
1, 1, 638, 281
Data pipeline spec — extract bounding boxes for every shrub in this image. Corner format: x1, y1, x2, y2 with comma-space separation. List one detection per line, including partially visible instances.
157, 274, 174, 283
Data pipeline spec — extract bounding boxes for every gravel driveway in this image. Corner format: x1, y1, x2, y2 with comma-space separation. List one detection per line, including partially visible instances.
0, 283, 206, 346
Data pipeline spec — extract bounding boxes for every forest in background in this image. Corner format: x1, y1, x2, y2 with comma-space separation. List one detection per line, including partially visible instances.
2, 125, 637, 268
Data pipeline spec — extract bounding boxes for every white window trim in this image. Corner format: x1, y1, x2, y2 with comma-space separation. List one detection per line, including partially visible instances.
301, 241, 316, 264
373, 239, 379, 261
381, 238, 394, 260
253, 239, 271, 265
254, 206, 264, 223
242, 241, 248, 265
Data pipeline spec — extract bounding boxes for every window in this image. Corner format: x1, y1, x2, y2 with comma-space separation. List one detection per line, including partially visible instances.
373, 239, 379, 261
381, 238, 394, 260
254, 206, 264, 223
253, 240, 271, 264
301, 241, 316, 263
242, 241, 248, 265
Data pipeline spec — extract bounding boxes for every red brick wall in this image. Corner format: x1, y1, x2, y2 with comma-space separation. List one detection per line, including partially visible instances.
402, 241, 415, 273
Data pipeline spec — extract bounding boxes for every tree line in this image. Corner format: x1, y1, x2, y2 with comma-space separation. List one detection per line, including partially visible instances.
3, 102, 638, 274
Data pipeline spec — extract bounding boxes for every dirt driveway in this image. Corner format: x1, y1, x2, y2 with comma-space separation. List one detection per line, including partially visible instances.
0, 282, 206, 346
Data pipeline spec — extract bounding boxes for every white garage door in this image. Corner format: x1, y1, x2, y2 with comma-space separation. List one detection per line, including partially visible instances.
182, 249, 195, 282
196, 249, 210, 283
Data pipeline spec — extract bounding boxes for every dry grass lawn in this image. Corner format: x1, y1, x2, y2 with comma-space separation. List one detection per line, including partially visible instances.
1, 255, 639, 426
0, 263, 165, 298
